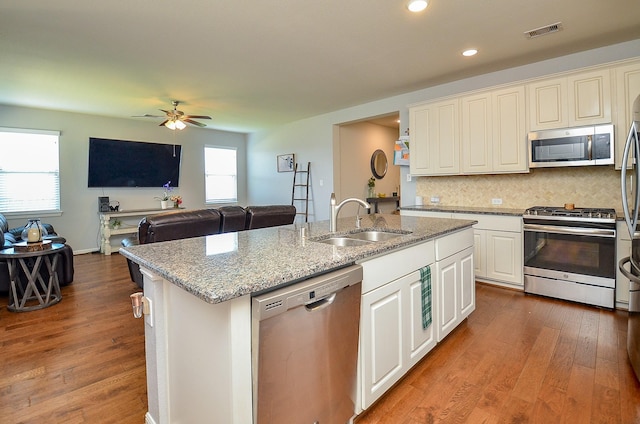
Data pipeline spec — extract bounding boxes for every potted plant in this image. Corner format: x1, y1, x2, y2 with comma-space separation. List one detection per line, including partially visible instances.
367, 176, 376, 198
110, 218, 122, 229
156, 181, 173, 209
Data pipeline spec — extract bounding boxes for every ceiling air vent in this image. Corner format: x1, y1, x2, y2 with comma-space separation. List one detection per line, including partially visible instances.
524, 22, 563, 39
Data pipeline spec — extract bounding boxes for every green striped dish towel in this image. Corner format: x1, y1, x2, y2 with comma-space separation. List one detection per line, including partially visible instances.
420, 265, 432, 329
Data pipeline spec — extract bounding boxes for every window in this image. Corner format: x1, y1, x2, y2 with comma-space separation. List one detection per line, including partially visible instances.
204, 146, 237, 203
0, 128, 60, 214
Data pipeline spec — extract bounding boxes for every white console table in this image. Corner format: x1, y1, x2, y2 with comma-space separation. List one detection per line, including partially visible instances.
99, 208, 175, 255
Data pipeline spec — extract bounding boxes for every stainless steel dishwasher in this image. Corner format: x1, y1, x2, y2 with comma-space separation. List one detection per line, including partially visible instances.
252, 265, 363, 424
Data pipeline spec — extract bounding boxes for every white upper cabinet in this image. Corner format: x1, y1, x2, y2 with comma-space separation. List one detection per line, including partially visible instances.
568, 70, 612, 126
528, 69, 611, 131
461, 92, 492, 173
528, 77, 568, 130
613, 60, 640, 170
492, 86, 527, 172
460, 86, 528, 174
409, 61, 625, 176
409, 99, 460, 176
411, 84, 527, 176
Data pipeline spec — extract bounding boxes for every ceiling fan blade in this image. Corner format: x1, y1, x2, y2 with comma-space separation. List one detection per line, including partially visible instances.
158, 119, 169, 127
132, 114, 164, 118
183, 115, 212, 120
183, 118, 206, 127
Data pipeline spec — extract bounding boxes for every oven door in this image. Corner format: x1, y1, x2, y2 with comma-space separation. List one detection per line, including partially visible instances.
523, 221, 616, 281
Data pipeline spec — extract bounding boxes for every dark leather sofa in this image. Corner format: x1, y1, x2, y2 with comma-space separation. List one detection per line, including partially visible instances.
122, 205, 296, 287
0, 213, 75, 293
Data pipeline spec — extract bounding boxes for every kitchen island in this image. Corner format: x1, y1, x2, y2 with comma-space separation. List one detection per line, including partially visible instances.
120, 213, 476, 424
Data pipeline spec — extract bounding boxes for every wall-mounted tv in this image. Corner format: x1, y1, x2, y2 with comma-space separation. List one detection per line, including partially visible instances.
88, 137, 182, 188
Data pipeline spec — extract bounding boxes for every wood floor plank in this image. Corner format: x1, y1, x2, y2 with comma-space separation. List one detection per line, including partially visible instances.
574, 308, 600, 369
561, 364, 595, 424
591, 383, 621, 424
511, 325, 560, 403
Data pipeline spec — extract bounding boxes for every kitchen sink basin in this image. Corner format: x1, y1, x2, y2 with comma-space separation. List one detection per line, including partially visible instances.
345, 230, 407, 242
315, 237, 373, 247
312, 230, 412, 246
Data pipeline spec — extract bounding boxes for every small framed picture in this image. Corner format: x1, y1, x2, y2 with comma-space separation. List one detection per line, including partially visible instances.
277, 153, 295, 172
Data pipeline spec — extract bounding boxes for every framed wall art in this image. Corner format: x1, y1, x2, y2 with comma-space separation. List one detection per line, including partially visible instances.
277, 153, 295, 172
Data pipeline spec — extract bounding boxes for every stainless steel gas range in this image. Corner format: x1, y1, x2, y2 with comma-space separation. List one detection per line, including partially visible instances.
523, 206, 617, 308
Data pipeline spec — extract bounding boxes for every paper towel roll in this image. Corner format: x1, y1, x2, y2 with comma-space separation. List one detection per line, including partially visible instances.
415, 196, 423, 206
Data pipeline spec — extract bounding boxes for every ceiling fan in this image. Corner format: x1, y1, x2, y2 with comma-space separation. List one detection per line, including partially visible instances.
135, 100, 212, 130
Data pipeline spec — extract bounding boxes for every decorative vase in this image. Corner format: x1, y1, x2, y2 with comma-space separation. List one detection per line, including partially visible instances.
21, 218, 46, 243
173, 202, 179, 208
160, 200, 170, 209
368, 187, 375, 198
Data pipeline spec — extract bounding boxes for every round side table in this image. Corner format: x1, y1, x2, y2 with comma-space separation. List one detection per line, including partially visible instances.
0, 242, 65, 312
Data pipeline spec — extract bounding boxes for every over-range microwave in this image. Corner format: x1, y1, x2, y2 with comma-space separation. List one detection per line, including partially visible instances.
528, 124, 614, 168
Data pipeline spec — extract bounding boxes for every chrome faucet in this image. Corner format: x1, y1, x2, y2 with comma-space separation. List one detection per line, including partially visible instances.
330, 192, 371, 232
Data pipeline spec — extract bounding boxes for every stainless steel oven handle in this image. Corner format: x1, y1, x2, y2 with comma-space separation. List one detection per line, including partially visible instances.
523, 223, 616, 238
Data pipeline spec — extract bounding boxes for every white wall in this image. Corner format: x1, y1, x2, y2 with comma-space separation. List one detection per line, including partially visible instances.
0, 105, 247, 253
247, 39, 640, 221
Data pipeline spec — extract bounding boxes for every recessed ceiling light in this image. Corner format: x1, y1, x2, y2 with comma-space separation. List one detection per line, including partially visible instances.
407, 0, 428, 12
462, 49, 478, 57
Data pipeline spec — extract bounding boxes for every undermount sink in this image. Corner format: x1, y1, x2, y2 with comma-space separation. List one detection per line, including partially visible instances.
312, 230, 412, 247
315, 237, 373, 247
345, 231, 406, 242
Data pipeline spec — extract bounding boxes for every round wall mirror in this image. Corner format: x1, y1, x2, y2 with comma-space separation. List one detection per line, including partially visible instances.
371, 149, 388, 179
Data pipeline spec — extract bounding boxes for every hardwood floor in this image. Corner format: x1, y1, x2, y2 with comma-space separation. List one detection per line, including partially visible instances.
356, 283, 640, 424
0, 253, 638, 423
0, 253, 146, 423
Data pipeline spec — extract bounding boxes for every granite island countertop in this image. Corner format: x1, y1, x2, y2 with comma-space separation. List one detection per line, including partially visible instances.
401, 205, 525, 216
119, 213, 475, 305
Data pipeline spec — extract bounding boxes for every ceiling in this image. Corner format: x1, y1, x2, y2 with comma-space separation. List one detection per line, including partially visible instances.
1, 1, 639, 133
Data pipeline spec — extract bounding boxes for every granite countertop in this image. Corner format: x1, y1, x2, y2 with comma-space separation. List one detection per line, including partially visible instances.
401, 205, 525, 216
119, 213, 476, 305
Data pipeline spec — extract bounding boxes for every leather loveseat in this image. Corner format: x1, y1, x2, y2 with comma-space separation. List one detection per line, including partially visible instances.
0, 213, 75, 293
122, 205, 296, 287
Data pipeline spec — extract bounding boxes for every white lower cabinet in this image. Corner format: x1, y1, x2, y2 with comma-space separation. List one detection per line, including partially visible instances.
360, 269, 434, 409
358, 228, 474, 412
401, 210, 523, 288
435, 229, 475, 341
453, 213, 523, 288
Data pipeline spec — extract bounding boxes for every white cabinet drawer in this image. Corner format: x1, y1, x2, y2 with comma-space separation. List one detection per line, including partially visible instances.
435, 228, 473, 261
453, 213, 522, 232
360, 241, 435, 294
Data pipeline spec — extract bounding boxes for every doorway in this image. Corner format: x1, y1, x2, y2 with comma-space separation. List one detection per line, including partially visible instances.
335, 112, 401, 217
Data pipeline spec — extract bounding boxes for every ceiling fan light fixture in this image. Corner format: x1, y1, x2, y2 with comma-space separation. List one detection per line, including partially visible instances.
165, 120, 177, 130
175, 120, 186, 130
407, 0, 428, 12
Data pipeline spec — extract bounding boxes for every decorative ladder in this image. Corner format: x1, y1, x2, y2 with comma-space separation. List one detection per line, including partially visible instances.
291, 162, 311, 223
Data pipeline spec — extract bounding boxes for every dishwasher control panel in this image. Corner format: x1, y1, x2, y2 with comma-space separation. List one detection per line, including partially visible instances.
253, 265, 363, 320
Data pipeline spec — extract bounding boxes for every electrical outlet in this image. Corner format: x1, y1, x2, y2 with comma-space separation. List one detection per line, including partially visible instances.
319, 179, 323, 186
430, 196, 440, 204
491, 198, 503, 205
406, 174, 412, 182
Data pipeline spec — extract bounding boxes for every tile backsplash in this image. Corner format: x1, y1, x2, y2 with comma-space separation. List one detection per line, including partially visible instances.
416, 166, 625, 211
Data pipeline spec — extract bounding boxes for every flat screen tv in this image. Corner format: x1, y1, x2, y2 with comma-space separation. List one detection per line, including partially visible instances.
88, 137, 182, 188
